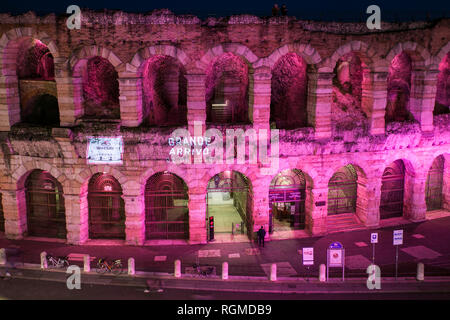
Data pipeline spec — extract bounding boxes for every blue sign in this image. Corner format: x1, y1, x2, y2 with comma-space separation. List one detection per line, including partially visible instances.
329, 242, 343, 249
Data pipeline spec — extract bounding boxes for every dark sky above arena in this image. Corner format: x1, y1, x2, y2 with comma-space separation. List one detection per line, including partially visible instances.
1, 0, 449, 21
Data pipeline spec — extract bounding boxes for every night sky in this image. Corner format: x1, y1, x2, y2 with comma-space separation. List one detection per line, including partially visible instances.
1, 0, 449, 21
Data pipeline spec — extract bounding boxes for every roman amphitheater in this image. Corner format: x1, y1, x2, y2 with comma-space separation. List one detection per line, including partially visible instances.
0, 10, 448, 245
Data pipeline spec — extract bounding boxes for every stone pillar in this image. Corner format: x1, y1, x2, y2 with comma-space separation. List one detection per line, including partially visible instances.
65, 194, 84, 245
410, 70, 438, 132
404, 171, 427, 222
307, 71, 332, 140
119, 77, 143, 127
123, 192, 145, 246
78, 190, 90, 244
444, 158, 450, 211
188, 188, 207, 243
368, 72, 388, 135
55, 58, 82, 127
252, 181, 270, 238
2, 189, 26, 239
186, 74, 206, 136
251, 67, 271, 132
362, 178, 382, 227
306, 184, 328, 235
0, 75, 20, 131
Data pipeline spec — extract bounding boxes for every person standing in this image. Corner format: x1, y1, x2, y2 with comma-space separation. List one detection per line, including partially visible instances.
281, 4, 288, 16
257, 226, 266, 247
272, 4, 280, 17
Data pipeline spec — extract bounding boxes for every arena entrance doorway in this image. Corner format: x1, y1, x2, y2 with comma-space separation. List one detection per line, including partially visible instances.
206, 171, 253, 240
269, 169, 306, 233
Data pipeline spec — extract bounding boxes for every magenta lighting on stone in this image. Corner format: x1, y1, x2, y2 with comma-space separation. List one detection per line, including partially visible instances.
0, 10, 448, 246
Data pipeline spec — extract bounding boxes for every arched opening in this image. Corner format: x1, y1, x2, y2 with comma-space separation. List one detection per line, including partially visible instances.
380, 160, 406, 219
25, 170, 66, 239
206, 171, 253, 240
386, 52, 413, 123
332, 52, 367, 127
327, 165, 358, 215
142, 55, 187, 126
434, 52, 450, 115
87, 173, 125, 239
0, 193, 4, 233
82, 56, 120, 119
269, 169, 306, 233
16, 38, 59, 126
206, 53, 250, 124
21, 94, 60, 126
144, 172, 189, 240
270, 53, 308, 129
426, 155, 445, 211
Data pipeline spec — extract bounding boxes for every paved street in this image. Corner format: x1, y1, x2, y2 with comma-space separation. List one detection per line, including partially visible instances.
1, 277, 450, 300
2, 215, 450, 279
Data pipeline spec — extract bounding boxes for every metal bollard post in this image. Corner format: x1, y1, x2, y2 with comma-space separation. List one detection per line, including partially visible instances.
174, 259, 181, 278
417, 262, 424, 281
0, 248, 6, 265
128, 257, 135, 276
40, 251, 48, 269
319, 264, 326, 282
83, 254, 90, 272
222, 262, 228, 280
270, 263, 277, 281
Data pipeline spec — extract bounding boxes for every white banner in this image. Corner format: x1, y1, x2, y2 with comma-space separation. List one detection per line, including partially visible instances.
87, 137, 123, 164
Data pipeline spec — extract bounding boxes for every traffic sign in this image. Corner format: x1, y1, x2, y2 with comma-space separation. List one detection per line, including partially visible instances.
393, 229, 403, 245
329, 242, 343, 249
371, 233, 378, 244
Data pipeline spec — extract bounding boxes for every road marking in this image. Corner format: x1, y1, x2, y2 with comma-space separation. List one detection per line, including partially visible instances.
261, 262, 297, 277
401, 246, 441, 260
412, 234, 425, 239
228, 253, 240, 258
355, 242, 368, 247
154, 256, 167, 262
198, 249, 221, 258
245, 248, 261, 256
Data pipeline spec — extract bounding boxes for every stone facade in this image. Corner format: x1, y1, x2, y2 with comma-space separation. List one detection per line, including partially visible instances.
0, 10, 449, 245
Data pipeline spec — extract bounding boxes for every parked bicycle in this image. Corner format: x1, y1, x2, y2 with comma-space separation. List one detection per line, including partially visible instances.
46, 254, 69, 268
96, 258, 124, 274
192, 263, 214, 277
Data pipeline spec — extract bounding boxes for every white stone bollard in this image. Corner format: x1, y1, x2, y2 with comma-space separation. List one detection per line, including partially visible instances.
417, 263, 424, 281
319, 264, 326, 282
270, 263, 277, 281
40, 251, 48, 269
174, 259, 181, 278
128, 257, 135, 276
83, 254, 90, 272
0, 248, 6, 265
222, 262, 228, 280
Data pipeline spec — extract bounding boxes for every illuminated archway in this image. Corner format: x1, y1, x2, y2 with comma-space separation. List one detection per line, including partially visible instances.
426, 156, 445, 210
144, 172, 189, 240
25, 170, 66, 238
87, 173, 125, 239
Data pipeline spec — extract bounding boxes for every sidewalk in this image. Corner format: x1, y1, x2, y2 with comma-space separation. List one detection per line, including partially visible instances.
1, 214, 450, 281
2, 264, 450, 294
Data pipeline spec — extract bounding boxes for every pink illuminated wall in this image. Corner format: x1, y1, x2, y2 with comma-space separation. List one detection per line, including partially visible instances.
205, 52, 249, 123
271, 53, 307, 129
142, 55, 187, 126
435, 52, 450, 115
386, 52, 412, 123
82, 56, 120, 119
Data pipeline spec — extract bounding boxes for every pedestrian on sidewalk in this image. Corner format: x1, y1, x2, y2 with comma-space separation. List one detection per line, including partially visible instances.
257, 226, 266, 247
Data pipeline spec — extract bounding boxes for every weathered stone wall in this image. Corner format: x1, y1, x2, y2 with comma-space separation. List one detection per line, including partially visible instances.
0, 10, 448, 245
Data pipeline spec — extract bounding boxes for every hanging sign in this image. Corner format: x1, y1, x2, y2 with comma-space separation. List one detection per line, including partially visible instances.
87, 137, 123, 164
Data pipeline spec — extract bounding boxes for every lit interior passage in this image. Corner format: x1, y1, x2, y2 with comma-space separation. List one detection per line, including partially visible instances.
207, 191, 243, 233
